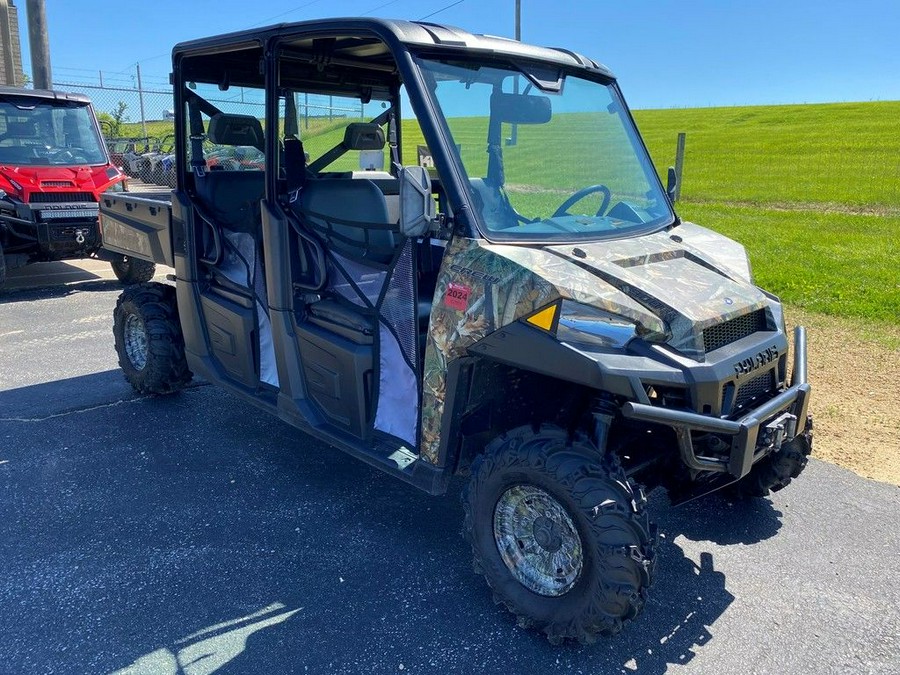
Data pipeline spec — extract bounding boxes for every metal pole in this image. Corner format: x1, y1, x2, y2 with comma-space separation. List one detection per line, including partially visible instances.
304, 92, 308, 129
506, 0, 521, 146
26, 0, 52, 89
515, 0, 521, 40
136, 63, 147, 139
674, 132, 686, 202
99, 70, 103, 87
0, 1, 17, 86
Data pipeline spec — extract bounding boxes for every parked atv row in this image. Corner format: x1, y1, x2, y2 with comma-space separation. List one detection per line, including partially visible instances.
107, 137, 265, 188
108, 136, 178, 188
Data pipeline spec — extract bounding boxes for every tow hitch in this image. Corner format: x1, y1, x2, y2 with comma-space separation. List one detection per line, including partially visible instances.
75, 229, 86, 245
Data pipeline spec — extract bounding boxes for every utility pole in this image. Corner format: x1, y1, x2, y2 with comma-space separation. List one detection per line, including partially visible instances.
0, 1, 17, 85
515, 0, 521, 40
506, 1, 521, 146
26, 0, 51, 89
136, 63, 147, 139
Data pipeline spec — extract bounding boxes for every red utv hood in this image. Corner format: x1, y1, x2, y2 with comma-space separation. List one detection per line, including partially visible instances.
0, 164, 121, 196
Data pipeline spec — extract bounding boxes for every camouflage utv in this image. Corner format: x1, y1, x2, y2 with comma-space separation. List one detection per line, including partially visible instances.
101, 18, 813, 644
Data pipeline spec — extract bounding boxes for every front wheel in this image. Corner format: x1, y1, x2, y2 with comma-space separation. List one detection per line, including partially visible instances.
113, 282, 192, 394
726, 427, 813, 499
111, 255, 156, 285
462, 425, 657, 644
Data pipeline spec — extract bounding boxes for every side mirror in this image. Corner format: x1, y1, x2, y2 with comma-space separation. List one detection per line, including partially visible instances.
666, 166, 678, 203
399, 165, 436, 238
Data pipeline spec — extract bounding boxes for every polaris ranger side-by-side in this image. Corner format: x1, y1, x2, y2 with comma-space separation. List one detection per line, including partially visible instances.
0, 86, 156, 287
100, 19, 813, 643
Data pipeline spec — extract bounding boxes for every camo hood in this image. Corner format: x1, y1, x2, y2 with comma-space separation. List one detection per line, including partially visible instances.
419, 224, 772, 463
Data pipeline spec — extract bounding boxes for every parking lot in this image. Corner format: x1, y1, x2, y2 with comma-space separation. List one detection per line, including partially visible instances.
1, 263, 898, 674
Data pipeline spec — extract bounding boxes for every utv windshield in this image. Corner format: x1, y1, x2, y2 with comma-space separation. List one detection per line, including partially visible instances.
0, 99, 107, 166
416, 58, 674, 242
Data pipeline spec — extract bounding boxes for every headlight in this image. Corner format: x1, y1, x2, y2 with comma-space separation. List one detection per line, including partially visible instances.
523, 300, 667, 350
556, 302, 641, 349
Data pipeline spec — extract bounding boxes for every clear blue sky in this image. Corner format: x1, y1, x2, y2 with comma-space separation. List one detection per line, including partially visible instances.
15, 0, 900, 109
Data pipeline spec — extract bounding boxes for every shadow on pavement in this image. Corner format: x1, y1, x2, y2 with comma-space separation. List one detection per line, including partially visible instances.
673, 491, 784, 545
0, 370, 206, 419
0, 277, 123, 305
0, 380, 778, 674
3, 259, 106, 289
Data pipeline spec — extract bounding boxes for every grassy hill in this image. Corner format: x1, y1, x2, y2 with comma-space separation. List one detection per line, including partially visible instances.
633, 101, 899, 329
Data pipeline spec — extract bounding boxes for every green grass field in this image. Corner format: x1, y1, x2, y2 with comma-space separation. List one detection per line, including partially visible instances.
633, 102, 899, 330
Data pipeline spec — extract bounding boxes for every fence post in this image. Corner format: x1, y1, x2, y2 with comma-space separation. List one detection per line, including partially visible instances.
674, 132, 686, 202
136, 63, 147, 139
304, 93, 308, 129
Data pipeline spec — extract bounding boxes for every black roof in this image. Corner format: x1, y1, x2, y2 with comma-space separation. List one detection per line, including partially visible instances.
172, 17, 614, 78
0, 85, 92, 104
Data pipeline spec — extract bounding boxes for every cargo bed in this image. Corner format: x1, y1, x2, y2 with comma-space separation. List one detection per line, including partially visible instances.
99, 191, 174, 267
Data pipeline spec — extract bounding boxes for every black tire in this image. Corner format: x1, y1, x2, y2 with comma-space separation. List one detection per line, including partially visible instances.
0, 240, 6, 288
111, 255, 157, 285
113, 282, 192, 394
462, 425, 657, 644
726, 429, 813, 499
138, 161, 152, 183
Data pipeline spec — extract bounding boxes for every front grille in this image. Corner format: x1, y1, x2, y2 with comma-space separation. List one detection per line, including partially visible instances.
29, 191, 95, 204
703, 309, 767, 353
723, 371, 776, 415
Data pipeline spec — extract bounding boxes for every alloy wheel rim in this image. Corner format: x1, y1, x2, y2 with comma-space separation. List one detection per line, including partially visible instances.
124, 313, 148, 371
493, 484, 583, 597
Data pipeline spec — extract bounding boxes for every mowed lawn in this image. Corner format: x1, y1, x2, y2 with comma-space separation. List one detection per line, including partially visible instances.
634, 101, 899, 333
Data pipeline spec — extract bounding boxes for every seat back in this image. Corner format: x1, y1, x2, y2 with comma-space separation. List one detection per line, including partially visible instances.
195, 170, 265, 235
298, 178, 396, 265
207, 113, 265, 151
194, 112, 266, 235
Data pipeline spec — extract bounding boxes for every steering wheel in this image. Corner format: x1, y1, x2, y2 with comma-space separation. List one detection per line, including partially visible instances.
553, 184, 612, 218
48, 147, 88, 163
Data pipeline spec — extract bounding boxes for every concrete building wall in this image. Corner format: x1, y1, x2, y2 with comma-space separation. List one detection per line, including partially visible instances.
0, 0, 25, 86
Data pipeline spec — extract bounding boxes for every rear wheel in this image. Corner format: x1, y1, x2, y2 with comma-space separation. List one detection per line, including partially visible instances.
462, 425, 657, 644
113, 282, 192, 394
0, 240, 6, 288
111, 255, 156, 285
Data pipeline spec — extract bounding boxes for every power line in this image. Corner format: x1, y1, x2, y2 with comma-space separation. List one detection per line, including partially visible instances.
419, 0, 465, 20
361, 0, 401, 16
250, 0, 327, 27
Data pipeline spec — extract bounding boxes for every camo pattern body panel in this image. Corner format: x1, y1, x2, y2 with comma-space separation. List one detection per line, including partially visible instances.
420, 226, 771, 464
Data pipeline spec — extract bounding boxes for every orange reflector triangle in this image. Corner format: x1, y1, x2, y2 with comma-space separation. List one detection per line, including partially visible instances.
526, 304, 557, 331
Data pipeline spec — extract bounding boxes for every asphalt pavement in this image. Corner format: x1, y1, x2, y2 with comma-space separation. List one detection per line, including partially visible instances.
1, 263, 898, 674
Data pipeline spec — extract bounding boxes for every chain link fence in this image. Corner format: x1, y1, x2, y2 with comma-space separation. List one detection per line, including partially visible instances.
56, 72, 363, 143
53, 70, 368, 186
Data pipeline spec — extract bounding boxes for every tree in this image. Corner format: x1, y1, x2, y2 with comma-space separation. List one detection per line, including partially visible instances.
100, 101, 130, 138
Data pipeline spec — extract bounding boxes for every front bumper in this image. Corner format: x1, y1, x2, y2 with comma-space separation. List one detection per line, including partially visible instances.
3, 201, 101, 257
621, 326, 811, 479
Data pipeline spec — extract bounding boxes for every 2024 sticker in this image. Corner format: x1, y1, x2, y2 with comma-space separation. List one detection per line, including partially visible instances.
444, 282, 471, 311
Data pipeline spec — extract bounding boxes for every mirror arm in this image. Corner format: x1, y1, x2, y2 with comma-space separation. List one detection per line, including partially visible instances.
666, 166, 678, 203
